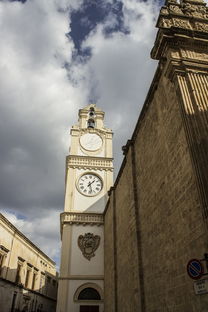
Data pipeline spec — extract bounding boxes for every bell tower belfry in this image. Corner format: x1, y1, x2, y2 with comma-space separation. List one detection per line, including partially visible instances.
56, 104, 113, 312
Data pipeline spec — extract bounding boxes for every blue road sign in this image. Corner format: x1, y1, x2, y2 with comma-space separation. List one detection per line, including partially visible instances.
187, 259, 204, 280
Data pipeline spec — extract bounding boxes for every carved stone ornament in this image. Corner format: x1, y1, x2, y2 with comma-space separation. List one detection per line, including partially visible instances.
160, 7, 169, 15
159, 17, 173, 28
169, 5, 183, 14
173, 18, 192, 29
195, 22, 208, 32
182, 3, 208, 18
78, 233, 100, 261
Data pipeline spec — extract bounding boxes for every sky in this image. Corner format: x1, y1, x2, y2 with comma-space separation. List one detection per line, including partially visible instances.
0, 0, 161, 267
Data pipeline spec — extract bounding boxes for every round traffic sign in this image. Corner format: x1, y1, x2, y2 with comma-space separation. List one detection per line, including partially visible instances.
187, 259, 204, 280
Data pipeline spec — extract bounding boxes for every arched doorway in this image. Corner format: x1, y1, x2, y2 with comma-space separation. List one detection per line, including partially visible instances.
74, 283, 103, 312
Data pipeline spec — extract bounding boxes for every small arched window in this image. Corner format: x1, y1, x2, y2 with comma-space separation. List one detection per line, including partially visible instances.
88, 119, 95, 128
78, 287, 101, 301
89, 107, 95, 117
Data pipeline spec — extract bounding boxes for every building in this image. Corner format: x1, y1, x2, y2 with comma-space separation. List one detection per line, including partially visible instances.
0, 213, 58, 312
104, 0, 208, 311
57, 0, 208, 311
56, 104, 113, 312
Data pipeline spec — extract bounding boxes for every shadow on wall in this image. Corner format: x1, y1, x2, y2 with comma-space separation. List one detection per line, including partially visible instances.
84, 194, 108, 214
0, 265, 57, 312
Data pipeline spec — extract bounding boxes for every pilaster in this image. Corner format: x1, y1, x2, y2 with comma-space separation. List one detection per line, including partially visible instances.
152, 0, 208, 223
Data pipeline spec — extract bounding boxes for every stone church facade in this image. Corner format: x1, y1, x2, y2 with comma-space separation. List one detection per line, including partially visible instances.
57, 0, 208, 311
104, 0, 208, 311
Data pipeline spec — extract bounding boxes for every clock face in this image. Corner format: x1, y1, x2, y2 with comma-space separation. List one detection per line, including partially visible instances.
77, 173, 103, 196
80, 133, 102, 151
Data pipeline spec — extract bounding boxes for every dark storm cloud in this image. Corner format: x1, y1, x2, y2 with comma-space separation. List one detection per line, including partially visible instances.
0, 0, 161, 263
0, 94, 66, 213
0, 0, 82, 261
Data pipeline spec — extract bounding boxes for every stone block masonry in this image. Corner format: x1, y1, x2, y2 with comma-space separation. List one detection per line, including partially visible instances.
104, 0, 208, 311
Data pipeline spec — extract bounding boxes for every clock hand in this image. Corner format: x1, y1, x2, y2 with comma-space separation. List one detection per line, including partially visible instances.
87, 180, 95, 187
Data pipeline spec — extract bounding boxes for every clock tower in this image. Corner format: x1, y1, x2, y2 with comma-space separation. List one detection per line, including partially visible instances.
56, 104, 113, 312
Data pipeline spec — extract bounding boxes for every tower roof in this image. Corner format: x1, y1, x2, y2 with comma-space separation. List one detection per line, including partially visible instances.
78, 104, 104, 117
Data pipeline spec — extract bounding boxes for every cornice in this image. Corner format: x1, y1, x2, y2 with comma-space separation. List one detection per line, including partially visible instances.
60, 212, 103, 237
152, 0, 208, 60
71, 126, 113, 136
66, 155, 113, 171
60, 212, 104, 226
0, 213, 56, 266
59, 275, 104, 280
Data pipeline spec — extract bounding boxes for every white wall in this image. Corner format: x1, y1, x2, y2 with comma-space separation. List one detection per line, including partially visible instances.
70, 225, 104, 276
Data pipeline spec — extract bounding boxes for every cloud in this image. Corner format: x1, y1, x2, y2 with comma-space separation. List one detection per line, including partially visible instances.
0, 0, 161, 265
0, 0, 86, 264
0, 0, 86, 213
74, 0, 160, 172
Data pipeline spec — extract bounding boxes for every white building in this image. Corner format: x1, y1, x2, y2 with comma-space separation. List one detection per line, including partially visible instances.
0, 213, 58, 312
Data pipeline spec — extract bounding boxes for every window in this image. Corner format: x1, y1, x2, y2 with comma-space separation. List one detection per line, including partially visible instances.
11, 292, 17, 312
74, 283, 103, 303
32, 269, 38, 290
89, 107, 95, 117
0, 245, 9, 277
15, 263, 21, 284
78, 288, 101, 301
15, 257, 24, 285
87, 119, 95, 128
25, 269, 30, 288
40, 273, 45, 293
0, 254, 4, 276
32, 273, 36, 290
25, 264, 32, 288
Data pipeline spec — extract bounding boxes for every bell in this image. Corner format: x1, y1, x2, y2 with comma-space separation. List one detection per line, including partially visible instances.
88, 119, 95, 128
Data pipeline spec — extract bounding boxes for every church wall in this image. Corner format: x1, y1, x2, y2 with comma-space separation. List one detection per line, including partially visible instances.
104, 195, 115, 312
104, 63, 208, 311
133, 71, 208, 311
104, 151, 141, 312
114, 151, 141, 312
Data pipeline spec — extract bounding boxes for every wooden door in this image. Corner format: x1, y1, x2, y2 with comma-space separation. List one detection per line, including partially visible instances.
80, 305, 99, 312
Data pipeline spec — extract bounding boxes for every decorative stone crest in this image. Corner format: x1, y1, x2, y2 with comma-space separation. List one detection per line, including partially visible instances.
78, 233, 100, 261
